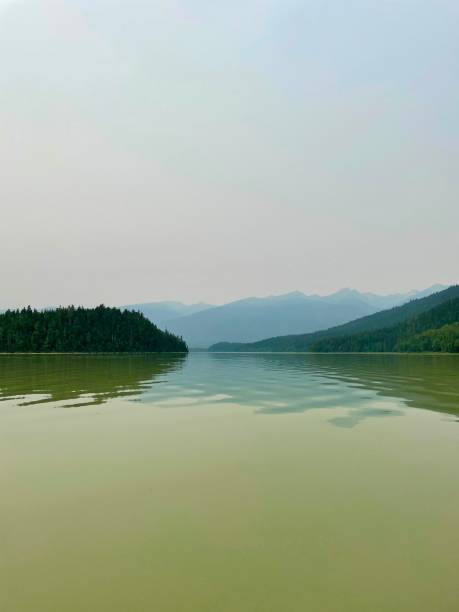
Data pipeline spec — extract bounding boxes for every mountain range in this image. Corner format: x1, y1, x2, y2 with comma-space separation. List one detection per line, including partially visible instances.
125, 285, 446, 348
210, 285, 459, 352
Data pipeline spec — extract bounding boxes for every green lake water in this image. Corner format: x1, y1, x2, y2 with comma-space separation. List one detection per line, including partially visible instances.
1, 353, 459, 611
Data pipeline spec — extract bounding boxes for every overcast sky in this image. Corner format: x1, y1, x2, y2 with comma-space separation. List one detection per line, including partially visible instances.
1, 0, 457, 308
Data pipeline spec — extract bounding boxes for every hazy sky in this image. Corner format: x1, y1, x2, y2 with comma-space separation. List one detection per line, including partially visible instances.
1, 0, 458, 308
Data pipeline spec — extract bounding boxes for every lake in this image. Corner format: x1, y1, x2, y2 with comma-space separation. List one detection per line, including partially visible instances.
1, 352, 459, 611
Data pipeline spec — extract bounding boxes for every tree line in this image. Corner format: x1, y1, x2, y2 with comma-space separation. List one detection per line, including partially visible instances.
311, 298, 459, 353
0, 305, 188, 353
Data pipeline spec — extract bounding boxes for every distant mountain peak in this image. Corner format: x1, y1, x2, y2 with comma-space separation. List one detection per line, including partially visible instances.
283, 290, 306, 298
405, 284, 448, 299
329, 288, 360, 297
333, 287, 356, 293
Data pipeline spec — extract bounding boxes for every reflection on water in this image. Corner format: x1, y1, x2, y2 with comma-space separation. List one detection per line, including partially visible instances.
0, 354, 186, 407
143, 353, 459, 426
1, 352, 458, 425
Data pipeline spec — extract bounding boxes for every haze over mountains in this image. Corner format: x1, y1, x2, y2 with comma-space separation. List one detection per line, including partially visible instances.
211, 285, 458, 353
126, 285, 446, 348
122, 301, 212, 329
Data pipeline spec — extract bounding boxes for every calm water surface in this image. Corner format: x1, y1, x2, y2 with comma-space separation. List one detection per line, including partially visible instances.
1, 353, 459, 611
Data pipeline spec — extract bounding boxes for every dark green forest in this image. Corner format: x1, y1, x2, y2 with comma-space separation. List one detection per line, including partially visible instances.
209, 285, 459, 352
0, 306, 188, 353
396, 323, 459, 352
311, 298, 459, 353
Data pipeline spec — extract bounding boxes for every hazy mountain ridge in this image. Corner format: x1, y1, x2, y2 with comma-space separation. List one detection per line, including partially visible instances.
123, 301, 213, 328
210, 285, 457, 352
131, 285, 446, 348
163, 293, 377, 348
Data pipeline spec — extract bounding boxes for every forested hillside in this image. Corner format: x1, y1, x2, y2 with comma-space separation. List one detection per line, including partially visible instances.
209, 285, 459, 352
0, 306, 187, 353
311, 298, 459, 353
396, 324, 459, 352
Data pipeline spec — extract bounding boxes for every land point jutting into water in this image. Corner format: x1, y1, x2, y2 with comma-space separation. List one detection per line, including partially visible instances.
0, 305, 187, 353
